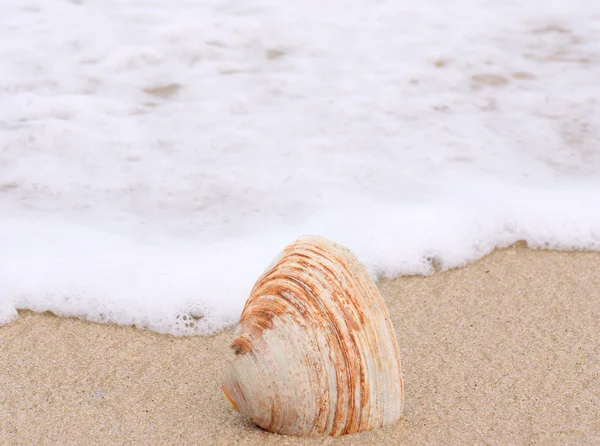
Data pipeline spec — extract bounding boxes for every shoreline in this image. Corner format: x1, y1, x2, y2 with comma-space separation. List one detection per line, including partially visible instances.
2, 245, 599, 444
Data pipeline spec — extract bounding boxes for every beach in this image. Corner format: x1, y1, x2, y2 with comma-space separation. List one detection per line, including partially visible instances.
2, 1, 600, 444
2, 244, 599, 445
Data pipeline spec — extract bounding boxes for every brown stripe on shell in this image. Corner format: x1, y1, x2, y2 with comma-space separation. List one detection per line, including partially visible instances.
222, 235, 404, 436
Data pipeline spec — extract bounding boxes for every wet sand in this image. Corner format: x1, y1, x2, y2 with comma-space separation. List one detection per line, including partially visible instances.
1, 245, 599, 445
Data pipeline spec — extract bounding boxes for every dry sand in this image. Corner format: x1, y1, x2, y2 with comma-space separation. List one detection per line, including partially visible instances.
1, 244, 599, 445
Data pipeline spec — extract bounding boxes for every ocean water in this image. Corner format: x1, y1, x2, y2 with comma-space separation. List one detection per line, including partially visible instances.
1, 0, 600, 334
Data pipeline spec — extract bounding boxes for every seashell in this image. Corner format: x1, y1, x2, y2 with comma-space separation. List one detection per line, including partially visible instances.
222, 235, 404, 436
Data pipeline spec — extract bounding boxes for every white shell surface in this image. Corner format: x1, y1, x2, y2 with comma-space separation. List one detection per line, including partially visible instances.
222, 235, 404, 436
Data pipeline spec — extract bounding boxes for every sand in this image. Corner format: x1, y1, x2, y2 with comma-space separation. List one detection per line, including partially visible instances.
1, 244, 599, 445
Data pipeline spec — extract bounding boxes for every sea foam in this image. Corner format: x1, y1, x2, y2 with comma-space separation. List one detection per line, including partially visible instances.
1, 0, 600, 334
